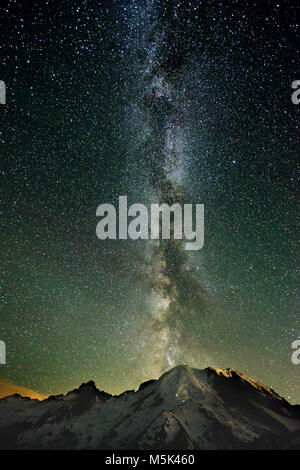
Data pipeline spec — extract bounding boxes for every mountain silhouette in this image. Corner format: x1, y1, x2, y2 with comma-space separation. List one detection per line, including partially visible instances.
0, 365, 299, 450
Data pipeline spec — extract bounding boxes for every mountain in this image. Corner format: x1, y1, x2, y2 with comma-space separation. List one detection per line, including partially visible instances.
0, 365, 299, 450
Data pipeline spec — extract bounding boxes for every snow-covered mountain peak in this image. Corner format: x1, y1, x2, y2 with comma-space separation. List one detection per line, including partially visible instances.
0, 365, 299, 450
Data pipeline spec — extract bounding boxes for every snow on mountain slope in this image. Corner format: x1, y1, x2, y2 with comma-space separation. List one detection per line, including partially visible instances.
0, 365, 299, 450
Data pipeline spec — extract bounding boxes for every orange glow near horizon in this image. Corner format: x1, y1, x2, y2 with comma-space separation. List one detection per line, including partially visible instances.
0, 380, 48, 401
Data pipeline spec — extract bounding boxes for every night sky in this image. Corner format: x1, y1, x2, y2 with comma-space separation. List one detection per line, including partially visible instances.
0, 0, 299, 403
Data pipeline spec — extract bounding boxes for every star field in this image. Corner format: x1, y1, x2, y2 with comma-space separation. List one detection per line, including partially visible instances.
0, 0, 299, 403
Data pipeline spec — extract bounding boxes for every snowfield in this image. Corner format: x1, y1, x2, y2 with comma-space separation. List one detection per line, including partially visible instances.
0, 365, 299, 450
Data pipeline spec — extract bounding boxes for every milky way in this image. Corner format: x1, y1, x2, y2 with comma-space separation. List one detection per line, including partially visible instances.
0, 0, 299, 403
127, 1, 208, 370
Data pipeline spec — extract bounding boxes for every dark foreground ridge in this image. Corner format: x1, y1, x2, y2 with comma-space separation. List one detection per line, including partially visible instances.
0, 365, 299, 450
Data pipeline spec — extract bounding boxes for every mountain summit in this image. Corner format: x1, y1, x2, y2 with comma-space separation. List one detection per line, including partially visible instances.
0, 365, 299, 450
